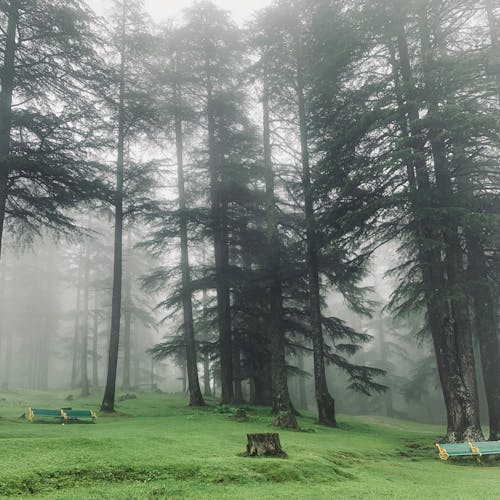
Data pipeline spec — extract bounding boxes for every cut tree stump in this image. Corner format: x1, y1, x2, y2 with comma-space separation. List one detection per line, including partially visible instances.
246, 433, 287, 457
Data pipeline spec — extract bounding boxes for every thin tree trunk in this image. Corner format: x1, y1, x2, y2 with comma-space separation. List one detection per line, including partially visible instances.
203, 349, 211, 397
3, 324, 11, 389
81, 239, 90, 397
263, 66, 297, 428
295, 39, 336, 427
71, 254, 83, 389
174, 83, 204, 406
122, 233, 132, 390
150, 355, 154, 389
377, 313, 393, 418
205, 56, 233, 404
0, 0, 18, 262
92, 290, 99, 387
202, 288, 212, 397
101, 1, 126, 413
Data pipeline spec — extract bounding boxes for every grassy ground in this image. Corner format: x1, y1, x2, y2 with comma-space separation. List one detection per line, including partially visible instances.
0, 389, 498, 499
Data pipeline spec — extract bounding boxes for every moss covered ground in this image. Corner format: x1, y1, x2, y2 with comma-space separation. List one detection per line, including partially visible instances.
0, 389, 498, 498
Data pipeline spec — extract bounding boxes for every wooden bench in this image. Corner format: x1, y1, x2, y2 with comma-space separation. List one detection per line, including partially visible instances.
435, 441, 500, 461
28, 408, 65, 422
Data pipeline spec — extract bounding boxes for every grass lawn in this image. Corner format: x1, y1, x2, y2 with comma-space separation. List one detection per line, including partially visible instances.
0, 389, 498, 499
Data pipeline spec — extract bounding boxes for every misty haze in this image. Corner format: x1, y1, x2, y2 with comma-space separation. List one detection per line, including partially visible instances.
0, 0, 499, 498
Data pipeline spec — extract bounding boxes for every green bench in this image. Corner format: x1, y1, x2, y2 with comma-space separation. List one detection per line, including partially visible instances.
435, 441, 500, 461
28, 408, 65, 422
62, 409, 97, 421
28, 407, 96, 423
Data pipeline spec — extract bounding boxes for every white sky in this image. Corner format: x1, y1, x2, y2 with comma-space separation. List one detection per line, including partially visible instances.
87, 0, 272, 24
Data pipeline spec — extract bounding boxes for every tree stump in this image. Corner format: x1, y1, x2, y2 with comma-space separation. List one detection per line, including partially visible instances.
246, 433, 287, 457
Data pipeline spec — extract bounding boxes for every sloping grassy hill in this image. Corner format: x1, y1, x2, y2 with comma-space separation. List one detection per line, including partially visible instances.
0, 389, 498, 499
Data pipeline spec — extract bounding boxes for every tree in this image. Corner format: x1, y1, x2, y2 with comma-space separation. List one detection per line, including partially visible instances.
150, 26, 205, 405
100, 0, 156, 412
0, 0, 107, 262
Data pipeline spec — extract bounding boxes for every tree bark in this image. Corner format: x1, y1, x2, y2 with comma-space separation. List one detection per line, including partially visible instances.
0, 0, 19, 262
101, 1, 126, 412
295, 38, 336, 427
246, 433, 287, 457
174, 82, 204, 406
262, 66, 297, 429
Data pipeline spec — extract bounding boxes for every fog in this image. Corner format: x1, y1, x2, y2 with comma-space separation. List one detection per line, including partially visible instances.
0, 0, 498, 441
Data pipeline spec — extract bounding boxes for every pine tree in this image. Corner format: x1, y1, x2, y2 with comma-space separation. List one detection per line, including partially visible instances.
0, 0, 108, 261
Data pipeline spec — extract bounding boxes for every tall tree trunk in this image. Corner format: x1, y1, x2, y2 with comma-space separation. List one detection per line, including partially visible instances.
174, 83, 204, 406
388, 6, 483, 441
205, 57, 233, 404
92, 290, 99, 387
122, 233, 132, 390
295, 40, 336, 427
262, 67, 297, 428
81, 240, 90, 397
0, 0, 18, 262
418, 5, 483, 439
101, 1, 126, 412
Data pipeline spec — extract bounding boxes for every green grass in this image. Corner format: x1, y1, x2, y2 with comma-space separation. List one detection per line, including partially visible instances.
0, 389, 498, 499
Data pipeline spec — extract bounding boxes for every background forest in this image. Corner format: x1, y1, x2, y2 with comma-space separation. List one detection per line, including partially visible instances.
0, 0, 498, 444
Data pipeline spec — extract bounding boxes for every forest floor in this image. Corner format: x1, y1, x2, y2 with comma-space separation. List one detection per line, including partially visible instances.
0, 390, 498, 499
